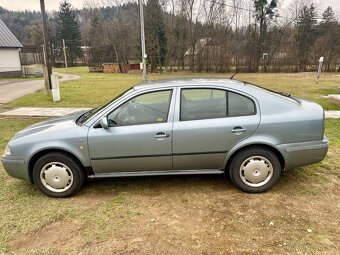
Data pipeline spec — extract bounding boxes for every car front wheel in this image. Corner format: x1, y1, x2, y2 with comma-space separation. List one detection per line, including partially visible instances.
229, 147, 282, 193
33, 152, 84, 198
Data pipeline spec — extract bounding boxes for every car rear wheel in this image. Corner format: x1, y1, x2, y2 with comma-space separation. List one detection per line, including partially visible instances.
229, 147, 281, 193
33, 152, 84, 198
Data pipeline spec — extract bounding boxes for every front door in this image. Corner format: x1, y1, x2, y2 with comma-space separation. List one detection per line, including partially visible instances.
88, 89, 174, 174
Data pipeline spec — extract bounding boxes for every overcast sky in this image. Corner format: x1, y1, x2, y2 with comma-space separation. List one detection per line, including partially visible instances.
0, 0, 339, 16
0, 0, 86, 11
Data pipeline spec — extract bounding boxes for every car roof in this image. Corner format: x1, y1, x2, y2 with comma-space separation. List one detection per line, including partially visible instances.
133, 78, 300, 105
133, 78, 246, 90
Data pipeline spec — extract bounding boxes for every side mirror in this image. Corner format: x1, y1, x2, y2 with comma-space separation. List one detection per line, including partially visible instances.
100, 117, 109, 129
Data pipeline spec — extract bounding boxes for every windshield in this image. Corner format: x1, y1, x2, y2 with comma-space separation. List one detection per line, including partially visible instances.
76, 87, 135, 125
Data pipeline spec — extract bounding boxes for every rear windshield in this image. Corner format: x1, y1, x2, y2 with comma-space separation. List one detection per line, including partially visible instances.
246, 83, 301, 105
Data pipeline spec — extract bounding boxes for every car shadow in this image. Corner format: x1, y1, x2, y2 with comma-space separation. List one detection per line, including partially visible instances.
81, 173, 234, 195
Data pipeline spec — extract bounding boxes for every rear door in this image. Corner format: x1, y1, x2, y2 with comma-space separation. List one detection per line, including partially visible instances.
172, 87, 260, 170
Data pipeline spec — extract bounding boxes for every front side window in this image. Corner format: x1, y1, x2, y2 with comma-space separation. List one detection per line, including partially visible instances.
107, 90, 172, 127
107, 90, 172, 126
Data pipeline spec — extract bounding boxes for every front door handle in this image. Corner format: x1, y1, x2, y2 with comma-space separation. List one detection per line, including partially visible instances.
230, 127, 247, 133
154, 132, 170, 138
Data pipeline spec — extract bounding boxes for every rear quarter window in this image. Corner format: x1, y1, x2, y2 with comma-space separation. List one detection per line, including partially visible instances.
228, 91, 256, 116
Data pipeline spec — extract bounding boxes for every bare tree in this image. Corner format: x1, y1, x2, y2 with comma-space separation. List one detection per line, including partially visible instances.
181, 0, 204, 71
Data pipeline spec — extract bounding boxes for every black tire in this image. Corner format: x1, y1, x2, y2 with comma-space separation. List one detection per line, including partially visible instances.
33, 152, 85, 198
229, 147, 281, 193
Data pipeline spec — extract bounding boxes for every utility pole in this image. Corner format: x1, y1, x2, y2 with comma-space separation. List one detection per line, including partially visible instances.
139, 0, 147, 81
63, 39, 68, 68
40, 0, 51, 93
42, 44, 46, 66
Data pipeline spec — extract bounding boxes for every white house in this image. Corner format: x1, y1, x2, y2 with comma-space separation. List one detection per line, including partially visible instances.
0, 19, 23, 77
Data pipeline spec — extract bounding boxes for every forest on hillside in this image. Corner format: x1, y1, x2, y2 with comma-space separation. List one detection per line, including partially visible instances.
0, 0, 339, 73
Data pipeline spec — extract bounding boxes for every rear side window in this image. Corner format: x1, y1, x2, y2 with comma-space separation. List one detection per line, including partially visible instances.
181, 89, 227, 121
180, 89, 255, 121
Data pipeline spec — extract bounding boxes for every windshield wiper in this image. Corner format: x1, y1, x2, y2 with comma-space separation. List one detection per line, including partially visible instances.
275, 91, 301, 103
277, 91, 291, 97
76, 108, 96, 125
243, 82, 301, 104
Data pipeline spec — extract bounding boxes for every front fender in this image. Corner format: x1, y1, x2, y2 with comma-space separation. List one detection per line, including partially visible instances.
27, 141, 91, 168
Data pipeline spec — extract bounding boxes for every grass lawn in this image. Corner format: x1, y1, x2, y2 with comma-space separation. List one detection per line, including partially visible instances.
0, 117, 339, 254
0, 68, 339, 254
7, 66, 340, 110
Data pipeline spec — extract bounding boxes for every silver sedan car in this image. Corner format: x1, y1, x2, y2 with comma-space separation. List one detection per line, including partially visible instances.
2, 79, 329, 197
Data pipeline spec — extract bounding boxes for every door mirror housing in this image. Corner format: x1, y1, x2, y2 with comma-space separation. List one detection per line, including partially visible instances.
100, 117, 109, 129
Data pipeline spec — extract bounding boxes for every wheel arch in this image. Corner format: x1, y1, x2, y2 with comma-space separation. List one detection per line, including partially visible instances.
28, 148, 93, 183
224, 143, 285, 173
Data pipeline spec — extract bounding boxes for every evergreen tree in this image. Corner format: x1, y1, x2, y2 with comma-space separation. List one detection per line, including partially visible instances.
253, 0, 277, 72
321, 6, 336, 24
145, 0, 167, 72
295, 4, 318, 71
174, 13, 189, 70
56, 1, 82, 66
88, 12, 106, 66
319, 6, 339, 71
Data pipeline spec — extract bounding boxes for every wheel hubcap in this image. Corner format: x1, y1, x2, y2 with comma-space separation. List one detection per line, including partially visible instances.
40, 162, 73, 193
239, 156, 273, 187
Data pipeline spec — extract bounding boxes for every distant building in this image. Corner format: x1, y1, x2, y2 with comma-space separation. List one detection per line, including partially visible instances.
0, 19, 23, 77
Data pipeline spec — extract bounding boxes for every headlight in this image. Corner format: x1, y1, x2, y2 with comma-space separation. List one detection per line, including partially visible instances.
4, 145, 11, 156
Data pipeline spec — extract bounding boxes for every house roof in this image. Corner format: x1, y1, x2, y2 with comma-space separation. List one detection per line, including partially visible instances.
0, 19, 23, 48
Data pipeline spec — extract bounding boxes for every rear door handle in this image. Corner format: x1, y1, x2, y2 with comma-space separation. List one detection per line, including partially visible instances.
230, 127, 247, 133
154, 132, 170, 138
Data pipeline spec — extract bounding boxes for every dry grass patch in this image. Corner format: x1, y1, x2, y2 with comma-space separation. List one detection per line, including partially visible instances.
7, 67, 340, 110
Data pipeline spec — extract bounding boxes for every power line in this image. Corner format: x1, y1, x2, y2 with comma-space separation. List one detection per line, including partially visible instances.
206, 0, 295, 21
208, 0, 253, 13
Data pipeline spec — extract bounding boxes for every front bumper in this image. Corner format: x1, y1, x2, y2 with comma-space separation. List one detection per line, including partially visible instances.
1, 155, 30, 181
278, 136, 329, 170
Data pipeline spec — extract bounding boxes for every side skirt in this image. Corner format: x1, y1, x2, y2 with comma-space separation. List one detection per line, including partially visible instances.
88, 169, 225, 179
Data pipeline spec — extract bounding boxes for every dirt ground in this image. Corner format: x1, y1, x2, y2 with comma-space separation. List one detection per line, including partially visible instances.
9, 170, 339, 255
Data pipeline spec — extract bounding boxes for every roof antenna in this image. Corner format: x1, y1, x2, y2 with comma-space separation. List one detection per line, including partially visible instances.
230, 72, 238, 79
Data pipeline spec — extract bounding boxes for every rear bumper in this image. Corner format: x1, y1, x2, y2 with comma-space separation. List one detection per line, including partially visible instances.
278, 136, 329, 170
1, 156, 30, 181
